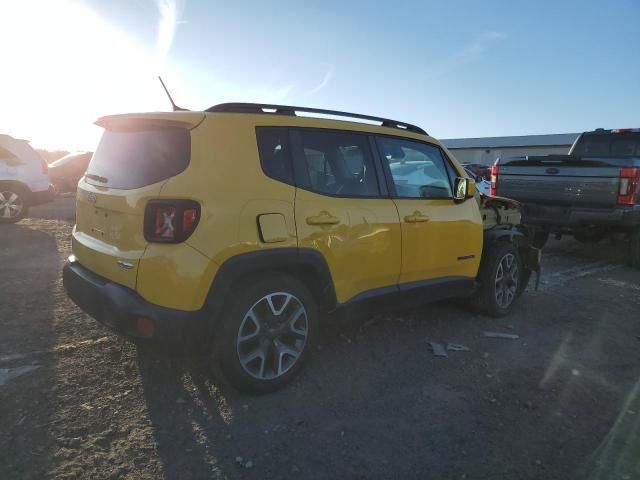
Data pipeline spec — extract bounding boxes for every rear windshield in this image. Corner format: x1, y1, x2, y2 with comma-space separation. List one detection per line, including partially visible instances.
572, 133, 640, 157
86, 127, 190, 189
51, 152, 91, 167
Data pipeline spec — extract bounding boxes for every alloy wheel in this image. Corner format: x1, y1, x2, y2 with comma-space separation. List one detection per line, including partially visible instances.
0, 190, 23, 219
494, 253, 518, 308
236, 292, 309, 380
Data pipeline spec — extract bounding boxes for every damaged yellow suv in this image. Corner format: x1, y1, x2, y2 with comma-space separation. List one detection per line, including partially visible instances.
63, 103, 540, 392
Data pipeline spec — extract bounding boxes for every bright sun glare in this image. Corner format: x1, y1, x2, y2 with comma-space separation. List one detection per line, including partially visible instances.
0, 0, 176, 151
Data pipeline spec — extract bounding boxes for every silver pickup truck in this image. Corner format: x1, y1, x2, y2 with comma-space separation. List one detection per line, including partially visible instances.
491, 128, 640, 266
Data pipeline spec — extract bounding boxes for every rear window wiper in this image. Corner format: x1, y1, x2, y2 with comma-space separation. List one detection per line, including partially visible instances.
85, 173, 108, 183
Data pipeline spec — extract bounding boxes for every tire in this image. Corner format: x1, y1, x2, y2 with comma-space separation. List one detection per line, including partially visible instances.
630, 228, 640, 269
472, 241, 522, 317
0, 183, 30, 224
217, 272, 318, 394
573, 227, 607, 244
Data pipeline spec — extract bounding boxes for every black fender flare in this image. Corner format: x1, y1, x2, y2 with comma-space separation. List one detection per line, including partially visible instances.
483, 228, 542, 289
203, 247, 338, 324
483, 228, 525, 248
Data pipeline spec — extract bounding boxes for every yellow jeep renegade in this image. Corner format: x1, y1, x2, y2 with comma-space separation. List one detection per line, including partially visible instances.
63, 103, 540, 392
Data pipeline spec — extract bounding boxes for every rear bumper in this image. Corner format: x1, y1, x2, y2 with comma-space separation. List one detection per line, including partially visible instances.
62, 257, 206, 345
30, 186, 56, 206
521, 204, 640, 229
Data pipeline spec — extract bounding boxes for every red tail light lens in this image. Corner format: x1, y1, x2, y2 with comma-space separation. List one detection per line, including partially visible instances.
144, 200, 200, 243
41, 158, 48, 174
618, 167, 640, 205
490, 163, 499, 196
183, 208, 198, 232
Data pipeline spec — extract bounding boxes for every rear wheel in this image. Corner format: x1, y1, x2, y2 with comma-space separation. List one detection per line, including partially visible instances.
573, 227, 607, 244
472, 242, 522, 317
217, 273, 318, 393
0, 184, 29, 224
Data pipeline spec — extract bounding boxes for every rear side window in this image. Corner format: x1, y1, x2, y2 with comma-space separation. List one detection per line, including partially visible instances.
293, 129, 380, 197
256, 127, 293, 184
86, 127, 190, 189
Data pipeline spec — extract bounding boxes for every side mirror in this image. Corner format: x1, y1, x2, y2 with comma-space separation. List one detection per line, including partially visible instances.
453, 177, 476, 201
454, 177, 469, 201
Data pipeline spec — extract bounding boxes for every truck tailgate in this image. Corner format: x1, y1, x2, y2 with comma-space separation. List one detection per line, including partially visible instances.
497, 157, 620, 208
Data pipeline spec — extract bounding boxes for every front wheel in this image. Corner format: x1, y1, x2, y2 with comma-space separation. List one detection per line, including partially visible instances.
217, 273, 318, 393
0, 184, 30, 224
472, 242, 522, 317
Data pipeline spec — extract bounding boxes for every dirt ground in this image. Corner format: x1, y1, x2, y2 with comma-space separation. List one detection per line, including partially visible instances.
1, 197, 640, 480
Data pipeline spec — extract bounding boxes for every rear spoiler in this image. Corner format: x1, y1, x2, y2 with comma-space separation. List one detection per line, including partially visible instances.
95, 112, 205, 131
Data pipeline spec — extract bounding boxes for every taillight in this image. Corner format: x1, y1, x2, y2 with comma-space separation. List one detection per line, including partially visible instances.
490, 163, 499, 196
41, 158, 48, 174
144, 200, 200, 243
618, 168, 640, 205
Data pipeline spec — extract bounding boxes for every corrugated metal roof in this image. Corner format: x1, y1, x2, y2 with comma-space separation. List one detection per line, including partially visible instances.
441, 133, 580, 149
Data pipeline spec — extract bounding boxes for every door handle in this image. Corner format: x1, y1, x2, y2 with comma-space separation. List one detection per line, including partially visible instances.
306, 213, 341, 225
404, 211, 430, 223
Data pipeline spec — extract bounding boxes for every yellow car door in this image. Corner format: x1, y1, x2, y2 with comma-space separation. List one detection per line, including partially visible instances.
292, 129, 402, 304
375, 136, 482, 285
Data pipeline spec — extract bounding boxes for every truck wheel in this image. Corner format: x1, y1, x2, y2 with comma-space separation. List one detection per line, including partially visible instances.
217, 273, 318, 393
573, 227, 607, 244
472, 242, 522, 317
630, 228, 640, 269
0, 183, 30, 224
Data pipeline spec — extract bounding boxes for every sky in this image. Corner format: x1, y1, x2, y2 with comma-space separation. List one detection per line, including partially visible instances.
0, 0, 638, 151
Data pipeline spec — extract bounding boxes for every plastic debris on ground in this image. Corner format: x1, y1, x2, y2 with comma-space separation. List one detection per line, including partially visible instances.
483, 332, 520, 340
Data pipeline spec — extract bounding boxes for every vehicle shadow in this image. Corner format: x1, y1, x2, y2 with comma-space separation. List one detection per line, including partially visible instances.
0, 224, 61, 479
133, 301, 470, 480
136, 345, 240, 479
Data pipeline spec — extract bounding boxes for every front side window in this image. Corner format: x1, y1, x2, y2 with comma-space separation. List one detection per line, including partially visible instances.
377, 137, 454, 199
294, 129, 380, 197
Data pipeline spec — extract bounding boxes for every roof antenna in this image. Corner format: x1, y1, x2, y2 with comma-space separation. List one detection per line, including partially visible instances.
158, 76, 188, 111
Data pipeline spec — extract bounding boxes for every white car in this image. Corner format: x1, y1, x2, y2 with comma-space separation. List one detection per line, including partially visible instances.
463, 166, 491, 196
0, 134, 54, 223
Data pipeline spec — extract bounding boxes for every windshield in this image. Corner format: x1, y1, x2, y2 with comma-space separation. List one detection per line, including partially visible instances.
50, 152, 88, 167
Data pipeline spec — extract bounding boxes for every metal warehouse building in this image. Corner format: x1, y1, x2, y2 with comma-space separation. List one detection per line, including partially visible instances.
441, 133, 580, 166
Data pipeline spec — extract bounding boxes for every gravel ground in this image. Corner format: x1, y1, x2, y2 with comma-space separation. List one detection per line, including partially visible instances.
1, 197, 639, 479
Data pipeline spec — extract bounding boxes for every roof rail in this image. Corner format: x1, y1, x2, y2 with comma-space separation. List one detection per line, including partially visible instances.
205, 103, 428, 135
